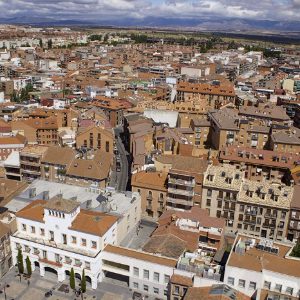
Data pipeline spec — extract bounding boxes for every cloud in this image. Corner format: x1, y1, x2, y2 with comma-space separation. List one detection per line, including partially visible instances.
0, 0, 298, 22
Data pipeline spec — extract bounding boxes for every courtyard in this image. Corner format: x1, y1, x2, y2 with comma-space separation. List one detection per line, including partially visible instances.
0, 267, 133, 300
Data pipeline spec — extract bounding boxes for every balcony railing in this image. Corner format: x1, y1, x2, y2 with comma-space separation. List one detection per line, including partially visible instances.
146, 204, 152, 210
167, 197, 193, 207
265, 214, 277, 219
65, 259, 72, 265
168, 187, 194, 197
168, 177, 195, 187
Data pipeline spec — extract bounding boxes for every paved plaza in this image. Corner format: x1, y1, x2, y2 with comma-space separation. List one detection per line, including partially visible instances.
0, 267, 133, 300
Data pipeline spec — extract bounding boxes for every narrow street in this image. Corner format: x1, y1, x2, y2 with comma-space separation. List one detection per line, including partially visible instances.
116, 135, 128, 191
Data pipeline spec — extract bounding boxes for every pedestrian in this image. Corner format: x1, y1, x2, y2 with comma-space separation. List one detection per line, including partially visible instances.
27, 280, 30, 287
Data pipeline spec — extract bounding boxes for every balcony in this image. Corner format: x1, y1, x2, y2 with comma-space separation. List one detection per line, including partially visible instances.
74, 261, 82, 267
65, 258, 72, 265
168, 187, 194, 197
245, 210, 258, 216
263, 223, 276, 228
146, 195, 153, 201
157, 206, 164, 212
244, 219, 256, 225
21, 168, 41, 175
20, 159, 40, 166
158, 197, 164, 203
146, 204, 152, 211
167, 197, 193, 207
265, 214, 277, 219
168, 177, 195, 187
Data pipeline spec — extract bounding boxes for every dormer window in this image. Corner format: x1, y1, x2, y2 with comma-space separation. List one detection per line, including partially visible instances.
207, 174, 214, 181
225, 177, 233, 184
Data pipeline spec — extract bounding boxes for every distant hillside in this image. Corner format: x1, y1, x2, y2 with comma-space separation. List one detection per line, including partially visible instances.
1, 16, 300, 33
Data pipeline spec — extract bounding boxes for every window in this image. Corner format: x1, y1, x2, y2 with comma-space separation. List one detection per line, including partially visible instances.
227, 277, 235, 286
40, 228, 45, 236
164, 274, 170, 283
238, 279, 245, 288
143, 285, 148, 292
207, 189, 212, 197
133, 267, 139, 277
206, 199, 211, 207
143, 269, 149, 280
133, 282, 138, 289
62, 234, 67, 245
42, 250, 47, 259
153, 272, 159, 282
91, 241, 97, 249
275, 284, 282, 293
55, 254, 60, 263
81, 238, 87, 246
249, 282, 256, 290
174, 286, 180, 294
31, 226, 35, 234
153, 287, 159, 294
49, 231, 54, 241
286, 287, 293, 295
85, 262, 90, 270
72, 236, 77, 244
22, 224, 26, 231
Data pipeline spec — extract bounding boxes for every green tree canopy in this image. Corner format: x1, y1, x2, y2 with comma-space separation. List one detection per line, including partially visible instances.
81, 269, 86, 293
17, 248, 24, 274
26, 256, 32, 276
70, 267, 75, 289
291, 242, 300, 258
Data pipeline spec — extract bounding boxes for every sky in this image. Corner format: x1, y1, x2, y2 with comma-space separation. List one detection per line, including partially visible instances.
0, 0, 299, 22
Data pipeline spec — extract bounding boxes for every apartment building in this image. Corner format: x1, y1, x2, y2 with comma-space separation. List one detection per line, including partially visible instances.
270, 127, 300, 154
11, 197, 119, 289
92, 97, 129, 127
0, 133, 26, 161
190, 118, 211, 148
20, 145, 48, 182
219, 146, 299, 183
238, 103, 291, 125
11, 117, 59, 146
176, 81, 235, 107
224, 234, 300, 299
202, 164, 294, 241
209, 108, 270, 150
287, 185, 300, 242
166, 155, 208, 210
76, 125, 114, 153
65, 149, 112, 188
131, 170, 168, 219
146, 207, 225, 258
41, 146, 76, 182
0, 222, 12, 278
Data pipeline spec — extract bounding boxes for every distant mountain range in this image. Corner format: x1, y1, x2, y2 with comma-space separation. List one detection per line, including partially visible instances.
1, 16, 300, 33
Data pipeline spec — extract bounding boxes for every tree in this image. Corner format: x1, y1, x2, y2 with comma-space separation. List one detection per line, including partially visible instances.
70, 267, 75, 290
48, 39, 53, 49
26, 256, 32, 276
291, 242, 300, 258
17, 248, 24, 274
81, 269, 86, 293
39, 38, 43, 48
